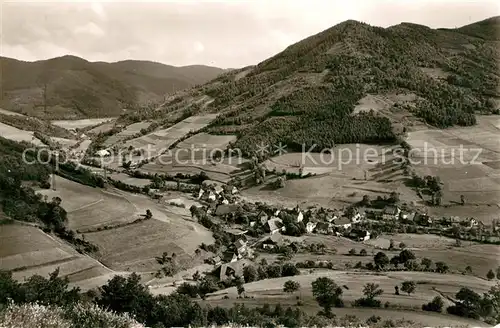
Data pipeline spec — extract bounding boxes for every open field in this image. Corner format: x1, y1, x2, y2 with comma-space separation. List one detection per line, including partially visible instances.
122, 114, 218, 158
142, 154, 247, 183
37, 175, 137, 231
364, 233, 500, 278
407, 115, 500, 223
259, 233, 500, 279
37, 176, 214, 273
0, 224, 117, 291
174, 133, 237, 160
0, 121, 45, 146
108, 172, 152, 187
245, 144, 419, 209
103, 121, 152, 146
202, 296, 486, 327
51, 118, 117, 130
0, 108, 25, 116
206, 270, 491, 327
51, 137, 79, 148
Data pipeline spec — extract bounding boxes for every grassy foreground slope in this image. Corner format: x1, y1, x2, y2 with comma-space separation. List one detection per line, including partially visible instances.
0, 56, 224, 119
136, 17, 499, 155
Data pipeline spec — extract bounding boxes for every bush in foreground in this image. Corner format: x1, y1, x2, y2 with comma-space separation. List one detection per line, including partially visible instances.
0, 302, 145, 328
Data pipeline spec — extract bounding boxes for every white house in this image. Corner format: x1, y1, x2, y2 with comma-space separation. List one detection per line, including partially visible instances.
214, 185, 224, 195
208, 191, 216, 202
96, 149, 110, 157
333, 217, 352, 229
349, 229, 371, 241
231, 186, 239, 194
296, 211, 304, 223
466, 218, 479, 228
197, 189, 204, 199
266, 217, 285, 235
306, 221, 317, 233
382, 206, 401, 220
350, 212, 363, 223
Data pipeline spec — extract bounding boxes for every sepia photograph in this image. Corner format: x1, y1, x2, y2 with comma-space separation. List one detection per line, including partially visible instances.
0, 0, 499, 327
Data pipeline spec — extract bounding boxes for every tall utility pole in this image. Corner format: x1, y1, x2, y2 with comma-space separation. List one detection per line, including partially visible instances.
52, 171, 56, 191
43, 82, 47, 115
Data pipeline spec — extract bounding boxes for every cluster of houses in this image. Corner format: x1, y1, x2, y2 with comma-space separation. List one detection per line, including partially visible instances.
194, 181, 491, 282
198, 180, 239, 205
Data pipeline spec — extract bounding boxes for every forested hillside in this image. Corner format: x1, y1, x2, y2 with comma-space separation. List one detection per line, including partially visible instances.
0, 56, 223, 119
144, 17, 499, 155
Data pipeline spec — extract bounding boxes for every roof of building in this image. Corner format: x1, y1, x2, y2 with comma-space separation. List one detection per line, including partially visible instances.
266, 217, 283, 231
234, 239, 247, 249
226, 228, 247, 236
218, 259, 251, 280
315, 222, 331, 231
215, 204, 240, 216
383, 206, 399, 215
334, 217, 352, 226
263, 232, 284, 245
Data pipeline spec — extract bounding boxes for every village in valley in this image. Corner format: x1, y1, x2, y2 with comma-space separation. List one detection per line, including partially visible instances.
187, 173, 497, 283
1, 7, 499, 327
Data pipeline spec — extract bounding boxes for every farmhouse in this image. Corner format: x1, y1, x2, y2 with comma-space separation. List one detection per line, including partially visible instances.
265, 217, 285, 235
348, 228, 371, 241
290, 205, 304, 223
315, 222, 333, 234
333, 217, 352, 229
216, 259, 251, 281
440, 216, 461, 226
382, 206, 401, 220
306, 221, 317, 233
211, 255, 222, 266
95, 149, 110, 157
348, 208, 365, 223
226, 228, 248, 242
400, 211, 416, 221
261, 233, 284, 250
234, 238, 248, 257
414, 213, 432, 226
258, 212, 269, 225
222, 251, 239, 263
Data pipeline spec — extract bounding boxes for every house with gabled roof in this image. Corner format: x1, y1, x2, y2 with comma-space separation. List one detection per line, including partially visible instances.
234, 238, 248, 257
306, 221, 317, 233
382, 206, 400, 220
315, 222, 333, 234
216, 259, 252, 281
261, 233, 285, 250
333, 217, 352, 229
258, 212, 269, 225
265, 217, 285, 234
348, 228, 371, 241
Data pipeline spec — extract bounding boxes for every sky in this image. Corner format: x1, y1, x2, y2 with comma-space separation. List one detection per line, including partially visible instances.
1, 0, 499, 68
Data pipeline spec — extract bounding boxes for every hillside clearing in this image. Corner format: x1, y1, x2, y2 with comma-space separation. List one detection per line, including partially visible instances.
0, 121, 45, 146
103, 121, 152, 146
0, 224, 116, 290
51, 118, 116, 130
36, 176, 214, 273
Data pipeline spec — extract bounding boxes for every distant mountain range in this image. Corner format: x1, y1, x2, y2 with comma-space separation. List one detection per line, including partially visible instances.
0, 55, 224, 119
